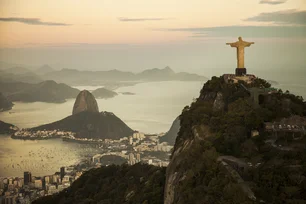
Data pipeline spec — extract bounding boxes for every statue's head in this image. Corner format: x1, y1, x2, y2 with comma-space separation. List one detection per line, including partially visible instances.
238, 37, 242, 41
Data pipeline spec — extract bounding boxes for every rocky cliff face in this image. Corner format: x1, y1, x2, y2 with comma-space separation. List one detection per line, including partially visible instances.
164, 76, 306, 204
72, 90, 99, 115
164, 77, 224, 204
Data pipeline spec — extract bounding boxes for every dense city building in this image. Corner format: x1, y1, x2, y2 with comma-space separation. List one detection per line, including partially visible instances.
1, 132, 172, 203
23, 172, 31, 186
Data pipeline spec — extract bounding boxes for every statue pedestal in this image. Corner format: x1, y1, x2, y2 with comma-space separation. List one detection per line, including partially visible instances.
235, 68, 246, 76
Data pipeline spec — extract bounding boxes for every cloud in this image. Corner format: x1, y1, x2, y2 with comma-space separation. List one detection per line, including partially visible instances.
188, 33, 209, 38
156, 25, 306, 38
0, 17, 71, 26
259, 0, 287, 5
245, 9, 306, 25
118, 17, 172, 22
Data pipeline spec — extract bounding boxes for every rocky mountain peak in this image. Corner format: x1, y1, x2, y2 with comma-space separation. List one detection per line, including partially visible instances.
72, 90, 99, 115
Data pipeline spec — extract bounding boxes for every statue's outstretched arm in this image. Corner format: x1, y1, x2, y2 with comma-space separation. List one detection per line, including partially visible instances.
226, 42, 237, 47
245, 42, 255, 47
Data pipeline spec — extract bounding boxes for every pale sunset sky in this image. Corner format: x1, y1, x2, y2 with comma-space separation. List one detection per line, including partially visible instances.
1, 0, 305, 46
0, 0, 305, 78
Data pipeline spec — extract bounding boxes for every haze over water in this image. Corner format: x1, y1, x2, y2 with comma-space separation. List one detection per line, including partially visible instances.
0, 81, 203, 133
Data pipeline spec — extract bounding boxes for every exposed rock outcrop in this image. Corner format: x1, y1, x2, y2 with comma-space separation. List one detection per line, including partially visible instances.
213, 92, 225, 112
72, 90, 99, 115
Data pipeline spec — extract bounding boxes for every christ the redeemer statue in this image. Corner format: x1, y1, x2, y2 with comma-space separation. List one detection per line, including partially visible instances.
226, 37, 254, 76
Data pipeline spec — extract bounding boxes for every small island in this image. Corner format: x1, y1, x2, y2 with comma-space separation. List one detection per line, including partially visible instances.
120, 92, 136, 95
91, 87, 118, 99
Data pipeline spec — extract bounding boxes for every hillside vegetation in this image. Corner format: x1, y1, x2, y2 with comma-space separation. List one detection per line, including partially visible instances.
165, 76, 306, 204
33, 164, 165, 204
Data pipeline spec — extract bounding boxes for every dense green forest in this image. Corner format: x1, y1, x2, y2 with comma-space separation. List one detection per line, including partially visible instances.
33, 164, 165, 204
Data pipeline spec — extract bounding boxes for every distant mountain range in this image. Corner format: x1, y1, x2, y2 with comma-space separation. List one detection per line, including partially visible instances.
36, 64, 55, 75
0, 80, 79, 103
1, 63, 207, 86
42, 66, 207, 85
0, 68, 43, 84
0, 64, 54, 84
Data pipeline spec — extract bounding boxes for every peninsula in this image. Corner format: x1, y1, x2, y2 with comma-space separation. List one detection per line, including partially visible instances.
12, 90, 134, 141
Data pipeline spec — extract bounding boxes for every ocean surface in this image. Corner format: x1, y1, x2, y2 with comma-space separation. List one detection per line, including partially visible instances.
0, 136, 100, 177
0, 79, 305, 178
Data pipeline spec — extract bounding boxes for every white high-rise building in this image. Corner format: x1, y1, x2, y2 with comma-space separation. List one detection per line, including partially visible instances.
136, 153, 141, 163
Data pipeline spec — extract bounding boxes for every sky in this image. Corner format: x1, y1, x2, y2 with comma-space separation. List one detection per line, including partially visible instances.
0, 0, 305, 77
0, 0, 305, 46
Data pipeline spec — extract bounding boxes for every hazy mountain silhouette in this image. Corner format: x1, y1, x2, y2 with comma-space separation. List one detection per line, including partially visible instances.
0, 69, 43, 84
0, 92, 13, 112
42, 67, 207, 85
36, 64, 55, 75
0, 80, 79, 103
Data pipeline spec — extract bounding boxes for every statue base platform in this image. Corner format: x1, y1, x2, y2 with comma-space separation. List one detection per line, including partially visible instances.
235, 68, 246, 76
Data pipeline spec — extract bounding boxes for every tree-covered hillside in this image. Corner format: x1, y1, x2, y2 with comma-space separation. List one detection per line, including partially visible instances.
33, 164, 165, 204
165, 76, 306, 204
